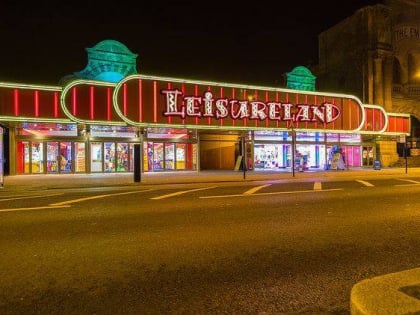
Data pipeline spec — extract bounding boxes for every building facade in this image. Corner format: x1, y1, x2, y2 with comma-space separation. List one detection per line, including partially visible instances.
315, 0, 420, 155
0, 40, 411, 176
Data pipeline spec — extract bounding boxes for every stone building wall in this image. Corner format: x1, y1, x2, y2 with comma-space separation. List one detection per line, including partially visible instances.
313, 0, 420, 164
314, 0, 420, 119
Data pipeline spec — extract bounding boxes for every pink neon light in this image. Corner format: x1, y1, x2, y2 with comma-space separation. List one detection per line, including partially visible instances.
123, 84, 127, 116
254, 90, 258, 127
314, 95, 318, 129
304, 95, 308, 129
13, 89, 18, 116
34, 90, 39, 117
54, 92, 59, 118
166, 82, 172, 124
232, 88, 235, 127
347, 99, 350, 130
323, 96, 327, 129
72, 88, 77, 116
153, 81, 158, 123
181, 83, 185, 125
379, 108, 384, 129
265, 91, 269, 127
90, 86, 94, 120
295, 94, 299, 129
285, 93, 290, 129
207, 86, 211, 125
139, 80, 143, 122
373, 108, 376, 131
107, 88, 111, 121
194, 85, 199, 125
219, 86, 224, 126
242, 89, 248, 127
276, 92, 279, 128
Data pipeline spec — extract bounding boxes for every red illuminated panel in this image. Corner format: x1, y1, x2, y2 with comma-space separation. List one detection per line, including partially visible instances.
61, 83, 123, 123
362, 107, 387, 132
386, 115, 410, 133
0, 85, 66, 119
114, 76, 364, 132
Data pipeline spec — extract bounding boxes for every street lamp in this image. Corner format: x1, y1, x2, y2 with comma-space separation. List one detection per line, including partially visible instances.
289, 123, 296, 177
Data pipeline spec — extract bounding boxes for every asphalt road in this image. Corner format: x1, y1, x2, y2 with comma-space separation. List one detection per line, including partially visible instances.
0, 177, 420, 314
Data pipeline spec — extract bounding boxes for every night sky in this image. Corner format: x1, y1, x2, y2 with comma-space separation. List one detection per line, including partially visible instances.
0, 1, 381, 87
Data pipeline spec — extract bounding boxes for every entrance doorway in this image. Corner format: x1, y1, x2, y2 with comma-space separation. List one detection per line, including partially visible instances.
362, 146, 374, 166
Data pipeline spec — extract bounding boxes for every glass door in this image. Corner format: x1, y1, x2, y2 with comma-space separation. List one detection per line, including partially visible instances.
75, 142, 86, 173
116, 143, 129, 172
176, 143, 186, 169
153, 143, 164, 170
362, 146, 374, 166
91, 142, 103, 172
59, 142, 72, 173
46, 142, 58, 173
104, 142, 116, 172
165, 143, 175, 170
31, 142, 44, 173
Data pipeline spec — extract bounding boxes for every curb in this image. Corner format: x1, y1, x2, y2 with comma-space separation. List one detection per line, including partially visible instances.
350, 268, 420, 315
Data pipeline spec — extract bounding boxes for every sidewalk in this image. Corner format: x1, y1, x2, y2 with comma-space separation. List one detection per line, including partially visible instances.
0, 167, 419, 191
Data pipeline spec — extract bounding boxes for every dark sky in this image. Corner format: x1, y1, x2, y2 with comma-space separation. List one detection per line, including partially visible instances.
0, 1, 381, 87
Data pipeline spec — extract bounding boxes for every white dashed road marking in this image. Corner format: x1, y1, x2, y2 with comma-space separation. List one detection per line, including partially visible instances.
0, 205, 70, 213
50, 190, 152, 206
243, 184, 271, 195
151, 186, 217, 200
200, 188, 342, 199
356, 180, 374, 187
395, 179, 420, 186
0, 193, 63, 202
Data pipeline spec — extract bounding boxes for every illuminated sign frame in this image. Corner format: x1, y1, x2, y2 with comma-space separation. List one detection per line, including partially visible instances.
0, 77, 411, 136
112, 74, 367, 134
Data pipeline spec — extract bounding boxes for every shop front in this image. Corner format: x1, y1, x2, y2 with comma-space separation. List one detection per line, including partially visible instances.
12, 121, 197, 175
0, 73, 411, 176
252, 131, 363, 171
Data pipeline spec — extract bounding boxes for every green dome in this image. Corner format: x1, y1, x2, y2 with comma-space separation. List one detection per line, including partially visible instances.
286, 66, 316, 91
75, 39, 138, 83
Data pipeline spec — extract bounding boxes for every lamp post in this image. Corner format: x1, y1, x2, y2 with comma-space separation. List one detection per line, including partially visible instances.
289, 124, 296, 178
241, 132, 246, 180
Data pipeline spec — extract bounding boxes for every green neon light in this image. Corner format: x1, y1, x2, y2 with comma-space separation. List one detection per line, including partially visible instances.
74, 40, 138, 83
0, 116, 71, 123
0, 82, 61, 91
286, 66, 316, 91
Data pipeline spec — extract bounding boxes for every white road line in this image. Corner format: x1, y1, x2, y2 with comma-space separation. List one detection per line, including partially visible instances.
356, 180, 374, 187
0, 205, 70, 213
200, 188, 342, 199
0, 193, 63, 202
50, 190, 152, 206
313, 182, 322, 190
395, 179, 420, 186
151, 186, 217, 200
243, 184, 271, 195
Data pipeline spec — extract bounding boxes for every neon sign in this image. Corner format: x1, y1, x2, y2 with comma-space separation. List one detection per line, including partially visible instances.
162, 89, 340, 123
